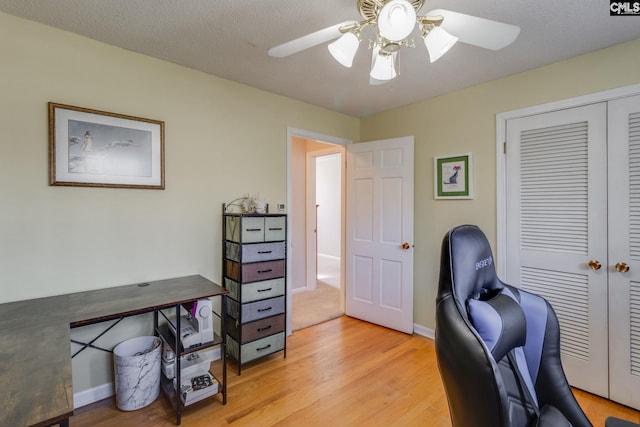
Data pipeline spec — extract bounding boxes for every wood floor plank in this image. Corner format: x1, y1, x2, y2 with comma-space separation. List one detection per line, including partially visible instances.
70, 316, 640, 427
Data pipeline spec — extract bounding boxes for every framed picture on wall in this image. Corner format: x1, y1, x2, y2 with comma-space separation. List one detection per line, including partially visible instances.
434, 153, 473, 199
48, 102, 165, 189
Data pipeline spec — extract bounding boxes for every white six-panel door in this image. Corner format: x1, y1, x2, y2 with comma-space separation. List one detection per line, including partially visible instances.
345, 137, 414, 334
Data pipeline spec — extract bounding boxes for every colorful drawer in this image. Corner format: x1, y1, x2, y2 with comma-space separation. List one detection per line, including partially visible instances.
226, 296, 285, 323
226, 332, 285, 364
225, 277, 285, 303
225, 241, 286, 263
226, 313, 285, 344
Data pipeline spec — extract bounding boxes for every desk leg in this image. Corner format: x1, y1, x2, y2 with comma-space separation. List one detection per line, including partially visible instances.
222, 294, 227, 405
175, 304, 182, 426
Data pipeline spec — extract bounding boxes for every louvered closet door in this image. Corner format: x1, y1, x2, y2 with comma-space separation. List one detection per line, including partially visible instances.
608, 94, 640, 409
505, 103, 609, 397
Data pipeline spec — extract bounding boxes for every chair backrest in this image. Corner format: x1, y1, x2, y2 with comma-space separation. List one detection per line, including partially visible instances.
435, 225, 592, 427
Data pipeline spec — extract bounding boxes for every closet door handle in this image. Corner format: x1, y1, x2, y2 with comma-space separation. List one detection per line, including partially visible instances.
615, 262, 630, 273
587, 260, 601, 270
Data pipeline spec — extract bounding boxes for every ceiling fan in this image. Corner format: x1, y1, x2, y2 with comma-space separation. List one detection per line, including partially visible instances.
268, 0, 520, 84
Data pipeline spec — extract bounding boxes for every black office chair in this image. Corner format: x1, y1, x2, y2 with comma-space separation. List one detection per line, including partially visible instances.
435, 224, 592, 427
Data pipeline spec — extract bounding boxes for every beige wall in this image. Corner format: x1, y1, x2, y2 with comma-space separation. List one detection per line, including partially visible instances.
0, 12, 359, 394
360, 38, 640, 330
0, 12, 359, 303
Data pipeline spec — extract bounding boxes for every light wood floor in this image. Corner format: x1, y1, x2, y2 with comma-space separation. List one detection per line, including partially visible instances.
70, 316, 640, 427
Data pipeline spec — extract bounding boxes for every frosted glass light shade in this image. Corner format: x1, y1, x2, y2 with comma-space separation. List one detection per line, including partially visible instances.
377, 0, 417, 42
328, 32, 360, 67
370, 48, 397, 81
424, 26, 458, 63
369, 76, 389, 86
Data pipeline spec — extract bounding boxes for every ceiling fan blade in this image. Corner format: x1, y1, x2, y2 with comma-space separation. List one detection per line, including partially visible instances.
427, 9, 520, 51
268, 21, 358, 58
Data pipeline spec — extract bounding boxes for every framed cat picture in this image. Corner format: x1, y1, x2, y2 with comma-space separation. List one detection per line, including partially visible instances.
434, 153, 473, 199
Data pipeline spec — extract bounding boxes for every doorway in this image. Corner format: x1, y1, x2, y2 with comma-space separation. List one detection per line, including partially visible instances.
287, 129, 349, 332
286, 129, 415, 335
312, 151, 342, 292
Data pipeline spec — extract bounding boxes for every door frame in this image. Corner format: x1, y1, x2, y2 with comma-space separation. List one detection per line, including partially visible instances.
496, 83, 640, 278
286, 127, 351, 336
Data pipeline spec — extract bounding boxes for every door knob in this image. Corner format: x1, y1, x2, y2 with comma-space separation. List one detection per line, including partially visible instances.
401, 242, 411, 250
587, 260, 601, 270
615, 262, 630, 273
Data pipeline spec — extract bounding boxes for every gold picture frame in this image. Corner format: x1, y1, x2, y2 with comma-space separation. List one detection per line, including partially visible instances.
49, 102, 165, 189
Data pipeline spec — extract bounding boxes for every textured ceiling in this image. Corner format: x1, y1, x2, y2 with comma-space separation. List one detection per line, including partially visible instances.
1, 0, 639, 117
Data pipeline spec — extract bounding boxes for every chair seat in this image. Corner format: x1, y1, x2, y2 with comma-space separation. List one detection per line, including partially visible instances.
606, 417, 640, 427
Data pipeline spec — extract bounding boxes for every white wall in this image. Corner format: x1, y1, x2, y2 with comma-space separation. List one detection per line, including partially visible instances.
316, 153, 341, 258
0, 11, 359, 395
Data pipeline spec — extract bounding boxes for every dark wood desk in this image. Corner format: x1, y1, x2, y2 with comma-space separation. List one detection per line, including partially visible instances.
0, 295, 73, 427
0, 275, 226, 427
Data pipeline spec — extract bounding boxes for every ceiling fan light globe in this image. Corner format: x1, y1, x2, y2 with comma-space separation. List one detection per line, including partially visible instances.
377, 0, 417, 42
424, 26, 458, 63
370, 48, 397, 81
328, 32, 360, 67
369, 77, 388, 86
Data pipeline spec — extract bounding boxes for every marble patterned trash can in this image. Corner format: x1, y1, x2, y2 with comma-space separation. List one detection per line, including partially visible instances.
113, 336, 162, 411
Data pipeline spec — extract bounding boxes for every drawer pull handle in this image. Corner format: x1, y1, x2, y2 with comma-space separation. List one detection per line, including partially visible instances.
258, 269, 273, 274
257, 288, 273, 292
257, 344, 272, 351
258, 251, 273, 254
269, 227, 283, 231
257, 325, 272, 332
246, 228, 262, 232
258, 307, 273, 312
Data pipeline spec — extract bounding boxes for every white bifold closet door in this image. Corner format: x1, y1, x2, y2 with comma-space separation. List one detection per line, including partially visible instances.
608, 95, 640, 408
504, 95, 640, 409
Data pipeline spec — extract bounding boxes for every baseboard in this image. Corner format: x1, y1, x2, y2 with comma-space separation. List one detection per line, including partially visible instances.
317, 253, 340, 262
291, 287, 306, 295
73, 347, 222, 408
413, 323, 435, 340
74, 382, 114, 409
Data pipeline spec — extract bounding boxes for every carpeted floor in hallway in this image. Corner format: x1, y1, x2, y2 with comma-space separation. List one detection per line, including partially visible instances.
292, 281, 343, 330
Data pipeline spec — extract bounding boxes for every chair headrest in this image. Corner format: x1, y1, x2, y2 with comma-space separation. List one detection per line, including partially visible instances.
467, 288, 526, 361
439, 225, 503, 312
